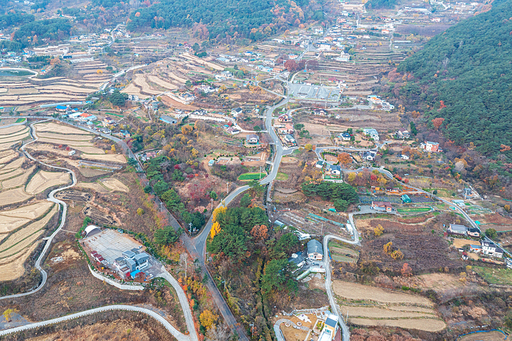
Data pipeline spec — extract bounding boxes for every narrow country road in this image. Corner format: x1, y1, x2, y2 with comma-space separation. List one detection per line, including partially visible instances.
0, 305, 191, 341
0, 120, 77, 301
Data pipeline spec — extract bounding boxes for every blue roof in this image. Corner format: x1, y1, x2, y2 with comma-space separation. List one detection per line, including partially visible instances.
130, 270, 142, 277
56, 105, 67, 110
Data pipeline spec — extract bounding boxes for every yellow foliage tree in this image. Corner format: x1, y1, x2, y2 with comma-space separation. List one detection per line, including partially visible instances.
383, 241, 393, 254
137, 208, 144, 216
347, 172, 356, 183
374, 224, 384, 237
210, 222, 221, 239
304, 144, 313, 151
111, 144, 116, 152
200, 309, 218, 330
3, 308, 17, 322
391, 250, 404, 260
212, 206, 227, 222
181, 125, 193, 135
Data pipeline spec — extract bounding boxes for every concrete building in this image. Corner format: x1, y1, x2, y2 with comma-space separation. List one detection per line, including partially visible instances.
448, 224, 467, 236
246, 134, 259, 144
319, 313, 339, 341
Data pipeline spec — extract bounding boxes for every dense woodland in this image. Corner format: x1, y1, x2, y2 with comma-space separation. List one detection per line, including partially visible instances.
127, 0, 324, 41
207, 199, 301, 339
396, 0, 512, 159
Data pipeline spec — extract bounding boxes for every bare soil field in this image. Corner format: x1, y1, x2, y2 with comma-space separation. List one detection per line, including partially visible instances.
77, 182, 110, 193
332, 281, 433, 306
25, 170, 70, 195
349, 317, 446, 332
101, 178, 129, 192
459, 331, 507, 341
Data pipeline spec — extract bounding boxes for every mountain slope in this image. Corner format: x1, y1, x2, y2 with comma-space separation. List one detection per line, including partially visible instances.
126, 0, 324, 41
397, 0, 512, 157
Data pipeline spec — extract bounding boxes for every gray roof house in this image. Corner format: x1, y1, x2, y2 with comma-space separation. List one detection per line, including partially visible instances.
448, 224, 467, 235
307, 239, 323, 260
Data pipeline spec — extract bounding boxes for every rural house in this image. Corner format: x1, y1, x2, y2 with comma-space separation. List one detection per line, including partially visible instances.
246, 134, 259, 144
467, 227, 481, 238
319, 313, 339, 341
326, 164, 341, 177
307, 239, 323, 261
288, 252, 306, 270
420, 141, 441, 152
160, 116, 177, 124
448, 224, 468, 236
340, 132, 351, 141
482, 241, 504, 258
363, 128, 379, 141
371, 201, 394, 212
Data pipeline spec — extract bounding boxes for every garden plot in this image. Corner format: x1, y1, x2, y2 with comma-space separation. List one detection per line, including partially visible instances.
25, 170, 70, 195
333, 280, 445, 332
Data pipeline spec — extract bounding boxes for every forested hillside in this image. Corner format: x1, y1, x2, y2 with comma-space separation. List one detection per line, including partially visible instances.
397, 0, 512, 158
127, 0, 324, 41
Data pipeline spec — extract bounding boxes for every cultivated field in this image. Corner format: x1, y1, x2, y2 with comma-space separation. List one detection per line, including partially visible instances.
333, 280, 446, 332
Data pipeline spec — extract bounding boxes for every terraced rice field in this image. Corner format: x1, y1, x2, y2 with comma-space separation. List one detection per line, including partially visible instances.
31, 122, 126, 164
0, 62, 109, 107
333, 280, 446, 332
25, 170, 70, 195
0, 205, 58, 281
0, 123, 63, 281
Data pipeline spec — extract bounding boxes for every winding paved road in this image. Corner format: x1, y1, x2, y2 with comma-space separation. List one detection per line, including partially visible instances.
0, 305, 190, 341
0, 120, 77, 301
0, 119, 197, 341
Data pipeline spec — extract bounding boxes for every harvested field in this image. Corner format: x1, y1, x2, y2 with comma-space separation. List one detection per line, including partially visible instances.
0, 130, 30, 144
0, 187, 32, 206
80, 153, 126, 163
0, 151, 18, 165
452, 238, 481, 249
0, 125, 26, 135
1, 166, 35, 190
34, 122, 90, 135
25, 170, 70, 195
77, 182, 110, 193
78, 167, 110, 177
101, 178, 129, 192
0, 157, 24, 172
147, 75, 178, 90
348, 317, 446, 332
37, 132, 94, 141
0, 243, 39, 281
133, 74, 161, 95
0, 205, 57, 257
0, 167, 24, 181
0, 201, 54, 233
37, 138, 96, 147
332, 281, 433, 306
339, 306, 433, 319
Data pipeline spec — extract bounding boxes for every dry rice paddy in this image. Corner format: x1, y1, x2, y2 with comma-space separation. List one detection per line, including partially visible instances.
31, 122, 126, 164
101, 178, 129, 192
333, 280, 445, 332
25, 170, 70, 195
